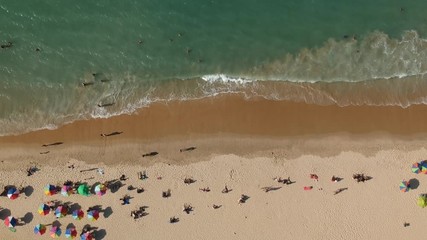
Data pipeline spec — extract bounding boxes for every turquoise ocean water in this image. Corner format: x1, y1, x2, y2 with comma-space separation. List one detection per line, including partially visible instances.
1, 0, 427, 135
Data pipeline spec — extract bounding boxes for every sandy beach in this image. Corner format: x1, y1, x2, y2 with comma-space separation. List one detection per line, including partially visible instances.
1, 94, 427, 239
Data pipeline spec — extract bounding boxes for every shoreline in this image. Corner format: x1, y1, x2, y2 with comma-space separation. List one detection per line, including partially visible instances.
3, 93, 427, 144
2, 93, 427, 167
0, 93, 427, 168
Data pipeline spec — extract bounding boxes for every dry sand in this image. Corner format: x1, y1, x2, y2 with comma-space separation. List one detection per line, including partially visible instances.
1, 94, 427, 239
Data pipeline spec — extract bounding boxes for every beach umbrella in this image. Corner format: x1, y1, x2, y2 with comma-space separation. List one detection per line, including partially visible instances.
87, 210, 100, 221
50, 226, 61, 238
65, 227, 78, 239
421, 162, 427, 174
44, 184, 57, 196
399, 180, 410, 192
80, 232, 94, 240
94, 184, 107, 197
55, 205, 68, 218
34, 224, 47, 235
4, 216, 17, 228
77, 184, 90, 196
72, 209, 84, 220
417, 195, 427, 208
38, 203, 51, 216
61, 185, 73, 197
412, 162, 421, 174
7, 187, 19, 200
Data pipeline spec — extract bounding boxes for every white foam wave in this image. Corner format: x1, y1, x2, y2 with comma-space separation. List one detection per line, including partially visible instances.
201, 74, 254, 84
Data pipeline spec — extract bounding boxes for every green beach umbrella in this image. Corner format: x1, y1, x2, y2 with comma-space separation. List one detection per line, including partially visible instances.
77, 184, 90, 196
417, 195, 427, 208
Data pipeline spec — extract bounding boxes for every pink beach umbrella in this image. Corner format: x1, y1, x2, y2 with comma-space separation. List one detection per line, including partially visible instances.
4, 216, 17, 228
61, 185, 73, 197
50, 226, 61, 238
94, 184, 107, 197
55, 205, 68, 218
80, 232, 94, 240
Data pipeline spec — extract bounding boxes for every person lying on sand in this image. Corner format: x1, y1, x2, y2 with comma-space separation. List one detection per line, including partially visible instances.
239, 194, 250, 204
120, 195, 131, 205
26, 166, 38, 176
162, 189, 171, 198
136, 187, 144, 193
334, 188, 348, 195
331, 176, 342, 182
170, 216, 179, 223
119, 174, 128, 181
184, 177, 196, 184
213, 204, 222, 209
277, 177, 294, 185
100, 131, 123, 137
183, 204, 193, 214
222, 185, 231, 193
180, 147, 196, 152
142, 151, 158, 157
199, 187, 210, 192
310, 174, 319, 181
138, 171, 148, 180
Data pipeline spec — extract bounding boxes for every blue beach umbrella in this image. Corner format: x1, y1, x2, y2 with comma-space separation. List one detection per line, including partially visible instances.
65, 227, 77, 239
7, 187, 19, 200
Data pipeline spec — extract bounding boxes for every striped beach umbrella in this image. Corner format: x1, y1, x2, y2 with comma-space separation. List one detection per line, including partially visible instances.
4, 216, 17, 228
44, 184, 57, 196
399, 180, 410, 192
61, 185, 73, 197
38, 203, 51, 216
77, 184, 90, 196
412, 162, 421, 174
55, 205, 68, 218
94, 184, 107, 197
80, 232, 94, 240
421, 161, 427, 174
34, 224, 47, 235
72, 209, 84, 220
50, 226, 61, 238
87, 210, 99, 221
65, 227, 77, 239
7, 187, 19, 200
